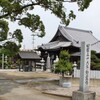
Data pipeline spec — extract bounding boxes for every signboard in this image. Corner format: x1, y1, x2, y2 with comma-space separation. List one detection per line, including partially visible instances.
79, 42, 91, 92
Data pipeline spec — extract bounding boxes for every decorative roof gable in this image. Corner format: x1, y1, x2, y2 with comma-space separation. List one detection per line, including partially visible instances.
50, 25, 98, 45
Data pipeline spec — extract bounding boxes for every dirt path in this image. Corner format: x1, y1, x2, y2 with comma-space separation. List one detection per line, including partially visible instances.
0, 80, 67, 100
0, 85, 69, 100
0, 71, 99, 100
0, 72, 69, 100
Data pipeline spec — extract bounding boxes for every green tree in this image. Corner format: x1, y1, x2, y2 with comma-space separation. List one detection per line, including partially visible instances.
55, 50, 72, 77
77, 50, 100, 70
91, 50, 100, 70
0, 41, 21, 69
2, 41, 20, 57
0, 0, 92, 38
0, 0, 92, 56
0, 27, 23, 57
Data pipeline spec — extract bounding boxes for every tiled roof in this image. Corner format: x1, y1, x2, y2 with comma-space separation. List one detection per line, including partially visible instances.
38, 25, 100, 53
19, 51, 41, 60
39, 41, 72, 50
58, 26, 98, 44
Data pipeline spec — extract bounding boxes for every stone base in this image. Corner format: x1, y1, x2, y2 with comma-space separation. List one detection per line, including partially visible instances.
72, 91, 96, 100
62, 82, 71, 88
46, 69, 51, 72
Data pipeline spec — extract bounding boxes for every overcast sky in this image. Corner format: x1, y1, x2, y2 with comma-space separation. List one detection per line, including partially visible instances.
9, 0, 100, 50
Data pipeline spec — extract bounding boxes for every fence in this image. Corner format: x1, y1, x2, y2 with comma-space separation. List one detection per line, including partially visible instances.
74, 67, 100, 79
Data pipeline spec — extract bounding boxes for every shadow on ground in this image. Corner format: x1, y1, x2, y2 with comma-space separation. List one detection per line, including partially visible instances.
0, 79, 20, 95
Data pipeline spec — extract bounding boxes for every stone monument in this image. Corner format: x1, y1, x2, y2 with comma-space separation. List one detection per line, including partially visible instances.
72, 42, 96, 100
46, 54, 51, 72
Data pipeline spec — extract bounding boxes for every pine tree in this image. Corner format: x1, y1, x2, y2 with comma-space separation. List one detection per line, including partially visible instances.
55, 50, 72, 77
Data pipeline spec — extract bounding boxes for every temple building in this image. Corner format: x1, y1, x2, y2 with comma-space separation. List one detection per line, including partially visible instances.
38, 25, 100, 70
17, 50, 41, 71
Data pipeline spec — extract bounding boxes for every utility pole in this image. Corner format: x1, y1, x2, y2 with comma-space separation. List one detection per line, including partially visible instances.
32, 34, 35, 49
2, 53, 4, 69
32, 34, 37, 49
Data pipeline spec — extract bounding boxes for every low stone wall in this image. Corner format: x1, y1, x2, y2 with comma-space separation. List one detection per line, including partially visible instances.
74, 68, 100, 79
64, 77, 100, 87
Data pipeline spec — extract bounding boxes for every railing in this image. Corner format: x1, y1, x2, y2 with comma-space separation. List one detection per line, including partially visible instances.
74, 67, 100, 79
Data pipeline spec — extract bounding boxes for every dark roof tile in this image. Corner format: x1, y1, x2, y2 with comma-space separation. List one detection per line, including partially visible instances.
19, 51, 41, 60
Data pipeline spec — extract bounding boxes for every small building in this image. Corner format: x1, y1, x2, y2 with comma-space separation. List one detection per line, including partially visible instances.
17, 50, 41, 71
38, 25, 100, 70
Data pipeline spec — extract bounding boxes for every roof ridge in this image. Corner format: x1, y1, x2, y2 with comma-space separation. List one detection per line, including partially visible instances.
62, 27, 74, 41
59, 25, 92, 33
59, 25, 98, 43
91, 41, 100, 45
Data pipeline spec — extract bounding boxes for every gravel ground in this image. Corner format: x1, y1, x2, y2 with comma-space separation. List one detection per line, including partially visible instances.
0, 79, 70, 100
25, 80, 100, 100
43, 86, 100, 100
0, 71, 99, 100
0, 71, 69, 100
